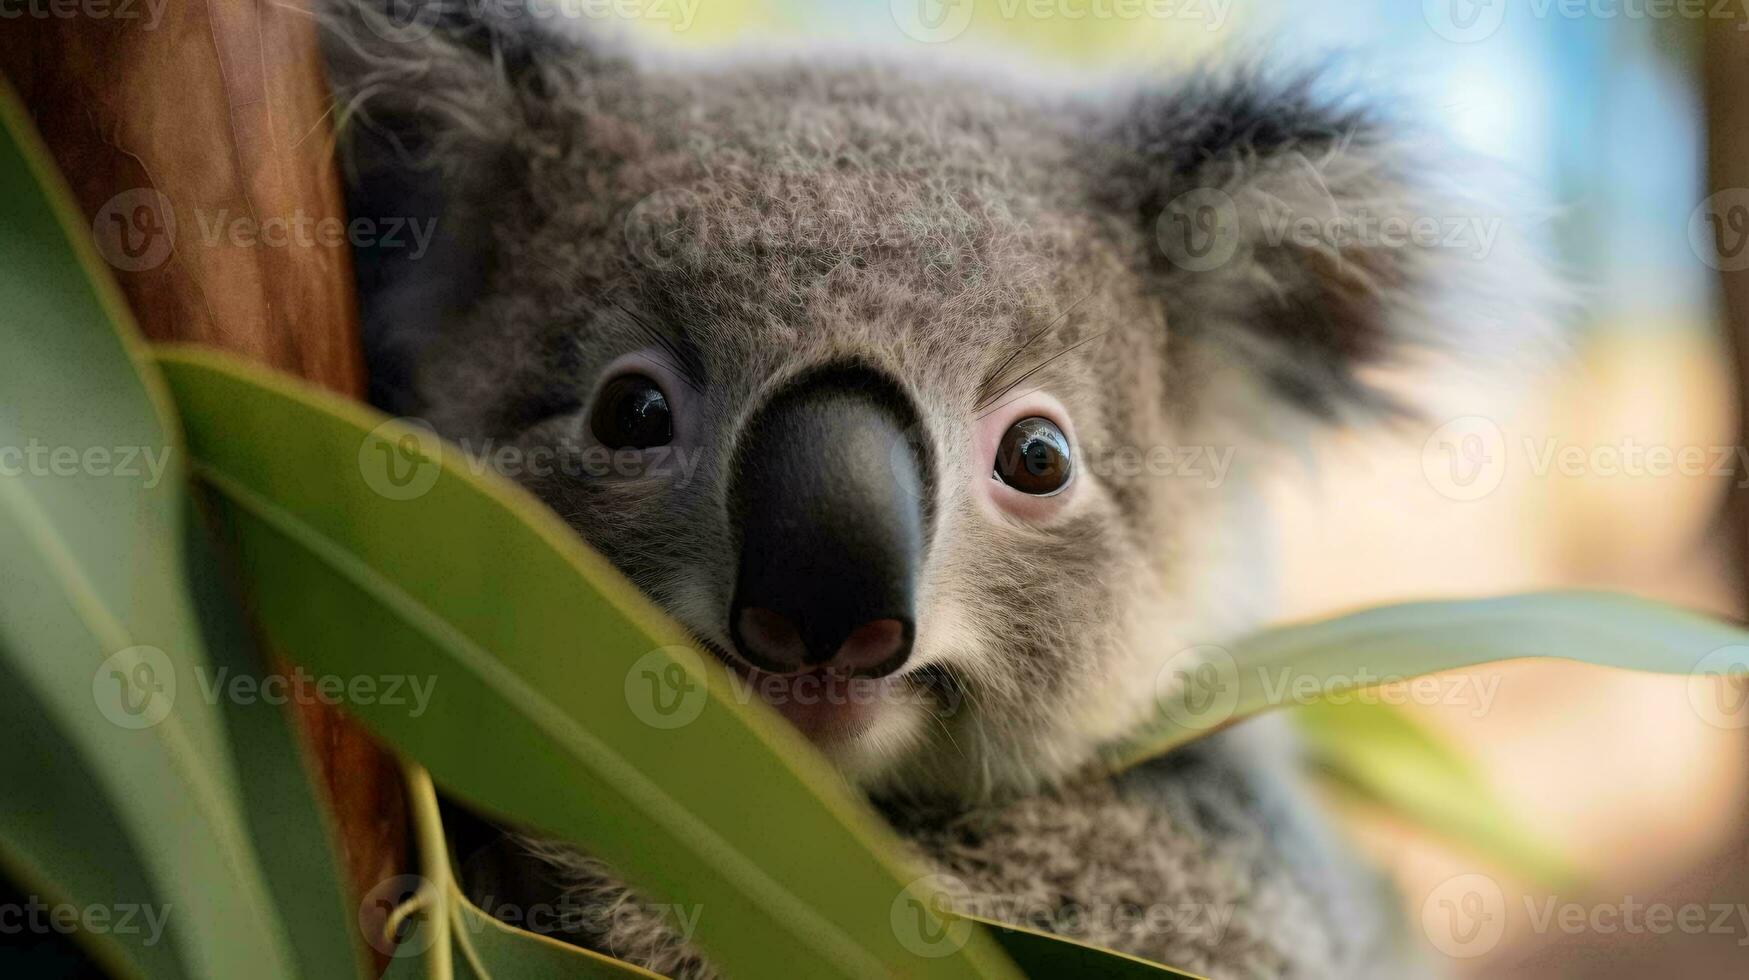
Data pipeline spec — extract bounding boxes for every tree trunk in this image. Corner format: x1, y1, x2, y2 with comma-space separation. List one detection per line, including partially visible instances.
0, 2, 406, 968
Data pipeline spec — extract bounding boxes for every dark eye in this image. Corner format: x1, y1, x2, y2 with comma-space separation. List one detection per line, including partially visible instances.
590, 374, 673, 449
994, 417, 1072, 495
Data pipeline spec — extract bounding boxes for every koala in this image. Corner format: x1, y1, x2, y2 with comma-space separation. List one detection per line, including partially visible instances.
322, 3, 1547, 977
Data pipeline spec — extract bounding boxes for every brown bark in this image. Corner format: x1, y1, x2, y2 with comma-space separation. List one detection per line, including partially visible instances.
1, 0, 405, 965
1708, 10, 1749, 601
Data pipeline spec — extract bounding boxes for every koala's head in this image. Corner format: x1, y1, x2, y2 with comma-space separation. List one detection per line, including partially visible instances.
326, 4, 1543, 800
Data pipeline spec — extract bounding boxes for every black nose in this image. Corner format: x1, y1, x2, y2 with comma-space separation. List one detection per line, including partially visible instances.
728, 367, 926, 678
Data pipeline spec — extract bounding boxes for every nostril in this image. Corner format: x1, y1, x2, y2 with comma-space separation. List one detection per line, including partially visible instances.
730, 607, 913, 678
834, 618, 910, 675
735, 606, 808, 672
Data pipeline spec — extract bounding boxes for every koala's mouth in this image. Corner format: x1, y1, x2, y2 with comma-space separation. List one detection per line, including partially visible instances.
702, 639, 896, 741
698, 639, 958, 745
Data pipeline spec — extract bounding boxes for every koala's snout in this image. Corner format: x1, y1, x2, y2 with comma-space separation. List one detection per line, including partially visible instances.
727, 366, 928, 679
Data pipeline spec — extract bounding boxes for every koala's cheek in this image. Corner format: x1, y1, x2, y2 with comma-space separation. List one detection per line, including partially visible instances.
908, 589, 981, 668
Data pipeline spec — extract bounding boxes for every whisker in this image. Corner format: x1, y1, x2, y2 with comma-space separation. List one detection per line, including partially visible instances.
974, 331, 1109, 419
975, 292, 1094, 413
972, 385, 1044, 423
609, 296, 705, 393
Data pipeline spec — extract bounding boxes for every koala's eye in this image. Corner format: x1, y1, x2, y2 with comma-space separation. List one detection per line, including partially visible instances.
590, 374, 673, 449
993, 417, 1072, 496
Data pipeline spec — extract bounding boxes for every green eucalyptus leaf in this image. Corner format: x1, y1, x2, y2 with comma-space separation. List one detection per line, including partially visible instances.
382, 765, 663, 979
386, 757, 1205, 979
152, 345, 1029, 980
0, 648, 180, 980
1108, 591, 1749, 770
0, 82, 356, 979
181, 498, 366, 980
969, 917, 1205, 979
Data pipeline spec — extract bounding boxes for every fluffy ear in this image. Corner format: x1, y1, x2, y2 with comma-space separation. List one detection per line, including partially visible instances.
318, 1, 614, 410
1091, 66, 1554, 439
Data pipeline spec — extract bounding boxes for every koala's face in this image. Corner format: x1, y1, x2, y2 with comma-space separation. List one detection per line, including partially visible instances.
414, 74, 1208, 797
332, 7, 1527, 798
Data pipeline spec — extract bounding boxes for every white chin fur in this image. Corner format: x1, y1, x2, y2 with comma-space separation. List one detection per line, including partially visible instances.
819, 698, 930, 786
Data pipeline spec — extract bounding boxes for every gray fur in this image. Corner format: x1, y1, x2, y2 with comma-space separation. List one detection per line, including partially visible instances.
463, 719, 1428, 979
323, 4, 1544, 976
